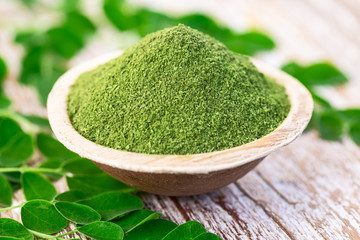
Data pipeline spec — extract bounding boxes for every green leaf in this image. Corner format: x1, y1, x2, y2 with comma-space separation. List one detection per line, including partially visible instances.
223, 31, 275, 55
36, 133, 78, 161
79, 192, 143, 221
67, 173, 132, 197
123, 219, 177, 240
337, 109, 360, 124
38, 158, 63, 180
2, 172, 21, 183
135, 10, 176, 36
0, 56, 7, 83
19, 46, 43, 85
46, 27, 83, 59
194, 233, 222, 240
20, 114, 51, 129
312, 93, 332, 109
55, 201, 101, 224
55, 190, 87, 202
63, 11, 96, 41
113, 209, 161, 233
0, 174, 12, 207
21, 200, 67, 234
103, 0, 139, 31
0, 218, 34, 240
162, 221, 207, 240
318, 112, 343, 141
0, 94, 11, 109
0, 237, 22, 240
21, 172, 57, 201
0, 118, 34, 167
78, 221, 124, 240
62, 158, 103, 176
282, 62, 347, 87
281, 62, 303, 80
349, 124, 360, 146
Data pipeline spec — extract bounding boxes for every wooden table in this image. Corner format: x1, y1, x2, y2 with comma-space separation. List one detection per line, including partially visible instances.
1, 0, 360, 239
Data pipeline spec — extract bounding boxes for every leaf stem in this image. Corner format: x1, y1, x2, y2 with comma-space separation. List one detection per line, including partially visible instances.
0, 167, 66, 175
0, 202, 25, 212
56, 229, 78, 238
28, 230, 58, 239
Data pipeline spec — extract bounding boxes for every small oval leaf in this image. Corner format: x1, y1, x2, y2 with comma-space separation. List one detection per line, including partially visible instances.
21, 172, 57, 201
318, 112, 343, 141
55, 190, 87, 202
113, 209, 161, 233
67, 174, 132, 197
21, 200, 67, 234
0, 218, 34, 240
62, 158, 103, 176
350, 124, 360, 146
36, 133, 78, 161
55, 201, 101, 224
162, 221, 207, 240
0, 174, 12, 207
194, 233, 222, 240
79, 192, 143, 221
78, 221, 124, 240
123, 219, 177, 240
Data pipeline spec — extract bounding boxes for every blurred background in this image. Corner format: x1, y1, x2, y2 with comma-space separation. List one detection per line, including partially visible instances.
1, 1, 360, 239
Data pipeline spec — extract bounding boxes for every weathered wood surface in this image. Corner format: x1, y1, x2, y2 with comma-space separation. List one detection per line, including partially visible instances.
1, 0, 360, 239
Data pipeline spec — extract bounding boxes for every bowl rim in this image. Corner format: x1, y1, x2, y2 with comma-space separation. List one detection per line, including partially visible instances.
47, 51, 313, 174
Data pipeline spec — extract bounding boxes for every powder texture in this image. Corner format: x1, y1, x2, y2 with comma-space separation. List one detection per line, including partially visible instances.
67, 24, 290, 155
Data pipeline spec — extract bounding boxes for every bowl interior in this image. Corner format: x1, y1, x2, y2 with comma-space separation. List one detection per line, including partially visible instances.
47, 51, 313, 175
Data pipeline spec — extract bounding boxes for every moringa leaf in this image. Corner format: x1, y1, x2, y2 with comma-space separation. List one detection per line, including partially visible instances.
36, 133, 78, 161
0, 56, 7, 83
222, 31, 275, 56
67, 173, 132, 197
0, 174, 12, 207
63, 11, 96, 42
0, 118, 34, 167
78, 221, 124, 240
123, 219, 177, 240
38, 158, 63, 180
194, 233, 222, 240
349, 124, 360, 146
21, 200, 67, 234
337, 109, 360, 124
46, 27, 83, 59
55, 201, 101, 225
0, 94, 11, 109
55, 190, 87, 202
282, 62, 347, 87
2, 172, 21, 184
103, 0, 139, 31
113, 209, 161, 233
0, 218, 34, 240
318, 112, 343, 141
21, 172, 57, 201
162, 221, 207, 240
62, 158, 103, 176
79, 192, 143, 221
19, 114, 51, 129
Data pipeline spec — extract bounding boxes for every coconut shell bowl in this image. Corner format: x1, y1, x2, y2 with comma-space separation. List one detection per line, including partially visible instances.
47, 51, 313, 196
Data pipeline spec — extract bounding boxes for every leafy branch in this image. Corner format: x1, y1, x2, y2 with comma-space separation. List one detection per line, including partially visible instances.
282, 62, 360, 145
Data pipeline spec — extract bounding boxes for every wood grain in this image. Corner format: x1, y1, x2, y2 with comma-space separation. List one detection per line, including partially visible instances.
1, 0, 360, 239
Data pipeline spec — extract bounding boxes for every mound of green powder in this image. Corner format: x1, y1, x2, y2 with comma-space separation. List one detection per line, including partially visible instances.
67, 24, 290, 155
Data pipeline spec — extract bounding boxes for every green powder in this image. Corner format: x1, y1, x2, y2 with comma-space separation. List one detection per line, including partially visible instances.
67, 24, 290, 155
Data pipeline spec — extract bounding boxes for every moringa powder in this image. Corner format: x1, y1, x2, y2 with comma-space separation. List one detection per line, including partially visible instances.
67, 24, 290, 155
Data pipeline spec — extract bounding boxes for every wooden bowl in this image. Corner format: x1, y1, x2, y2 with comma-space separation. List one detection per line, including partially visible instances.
47, 51, 313, 196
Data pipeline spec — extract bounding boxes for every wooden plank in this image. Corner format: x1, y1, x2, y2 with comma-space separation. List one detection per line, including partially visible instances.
1, 0, 360, 239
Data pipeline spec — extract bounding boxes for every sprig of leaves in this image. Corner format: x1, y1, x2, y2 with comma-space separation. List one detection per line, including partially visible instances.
282, 61, 360, 145
0, 116, 220, 239
103, 0, 275, 56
